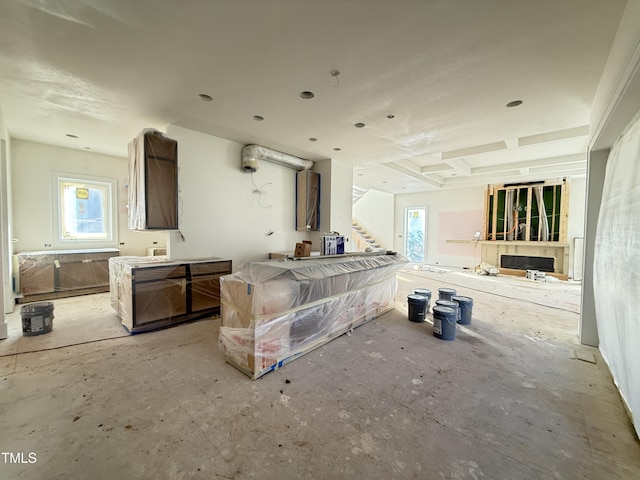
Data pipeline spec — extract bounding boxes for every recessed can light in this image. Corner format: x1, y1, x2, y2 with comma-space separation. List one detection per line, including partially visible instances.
506, 100, 523, 107
84, 146, 91, 150
299, 91, 315, 99
308, 137, 318, 142
253, 115, 264, 121
199, 93, 213, 101
354, 122, 365, 128
333, 147, 341, 151
66, 134, 79, 138
387, 114, 395, 119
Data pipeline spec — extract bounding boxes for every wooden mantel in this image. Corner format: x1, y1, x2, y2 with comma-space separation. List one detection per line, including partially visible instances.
446, 239, 570, 279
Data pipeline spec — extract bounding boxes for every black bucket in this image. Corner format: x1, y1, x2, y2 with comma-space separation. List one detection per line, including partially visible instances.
407, 294, 427, 323
432, 306, 457, 341
413, 288, 432, 313
21, 302, 54, 336
438, 287, 457, 301
452, 296, 474, 325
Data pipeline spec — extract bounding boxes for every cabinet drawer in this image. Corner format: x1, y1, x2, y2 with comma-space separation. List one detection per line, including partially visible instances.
133, 265, 186, 281
56, 252, 117, 264
190, 261, 232, 276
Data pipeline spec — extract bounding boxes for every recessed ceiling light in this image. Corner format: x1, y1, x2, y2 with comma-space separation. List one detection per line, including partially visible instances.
354, 123, 365, 128
308, 137, 318, 142
333, 147, 341, 151
300, 91, 315, 99
199, 93, 213, 101
387, 114, 395, 119
66, 134, 78, 138
253, 115, 264, 121
506, 100, 523, 107
84, 146, 91, 150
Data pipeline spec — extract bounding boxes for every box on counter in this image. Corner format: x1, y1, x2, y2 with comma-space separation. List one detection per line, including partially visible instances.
320, 235, 344, 255
294, 242, 312, 257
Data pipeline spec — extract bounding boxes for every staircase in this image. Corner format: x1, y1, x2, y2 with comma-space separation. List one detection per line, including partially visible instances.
352, 219, 387, 252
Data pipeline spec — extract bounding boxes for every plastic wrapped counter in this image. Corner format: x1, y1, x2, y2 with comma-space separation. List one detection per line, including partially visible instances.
110, 256, 232, 333
219, 252, 408, 379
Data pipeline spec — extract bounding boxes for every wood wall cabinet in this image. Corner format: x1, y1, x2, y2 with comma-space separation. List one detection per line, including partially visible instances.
296, 170, 320, 231
109, 257, 232, 333
128, 129, 179, 231
16, 248, 120, 303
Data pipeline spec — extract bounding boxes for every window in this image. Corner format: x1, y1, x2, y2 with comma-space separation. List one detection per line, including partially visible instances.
56, 175, 115, 243
404, 207, 426, 263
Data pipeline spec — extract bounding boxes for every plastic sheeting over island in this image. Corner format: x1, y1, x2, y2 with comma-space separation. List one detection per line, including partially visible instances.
219, 252, 408, 379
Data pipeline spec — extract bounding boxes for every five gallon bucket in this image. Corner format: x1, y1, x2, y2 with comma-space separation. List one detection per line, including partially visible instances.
438, 288, 457, 301
407, 294, 428, 323
452, 296, 474, 325
432, 306, 457, 341
413, 288, 432, 313
21, 302, 54, 336
435, 299, 459, 321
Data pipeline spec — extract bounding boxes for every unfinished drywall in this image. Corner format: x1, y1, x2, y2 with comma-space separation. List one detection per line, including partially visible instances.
353, 189, 394, 249
593, 111, 640, 438
10, 139, 166, 255
166, 125, 318, 266
394, 187, 484, 267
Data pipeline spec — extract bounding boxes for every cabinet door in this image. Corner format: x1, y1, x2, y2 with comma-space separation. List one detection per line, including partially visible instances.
191, 274, 222, 312
144, 132, 178, 230
296, 171, 320, 231
134, 279, 187, 326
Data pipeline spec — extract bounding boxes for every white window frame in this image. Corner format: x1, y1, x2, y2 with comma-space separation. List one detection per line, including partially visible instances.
52, 172, 118, 247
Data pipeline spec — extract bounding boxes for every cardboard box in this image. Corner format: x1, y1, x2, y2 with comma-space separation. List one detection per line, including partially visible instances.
320, 235, 345, 255
294, 242, 312, 257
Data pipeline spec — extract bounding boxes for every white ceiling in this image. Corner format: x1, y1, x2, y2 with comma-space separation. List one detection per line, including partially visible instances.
0, 0, 627, 194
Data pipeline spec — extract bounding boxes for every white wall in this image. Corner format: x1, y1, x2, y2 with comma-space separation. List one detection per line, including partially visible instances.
593, 112, 640, 439
394, 186, 485, 268
165, 125, 317, 267
393, 181, 586, 271
567, 176, 586, 279
0, 108, 10, 314
10, 139, 165, 256
353, 189, 394, 249
585, 0, 640, 437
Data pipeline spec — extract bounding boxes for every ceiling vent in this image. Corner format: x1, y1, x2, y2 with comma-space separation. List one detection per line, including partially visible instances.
242, 144, 313, 172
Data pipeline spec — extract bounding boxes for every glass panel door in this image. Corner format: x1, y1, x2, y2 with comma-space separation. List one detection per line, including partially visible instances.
405, 207, 426, 263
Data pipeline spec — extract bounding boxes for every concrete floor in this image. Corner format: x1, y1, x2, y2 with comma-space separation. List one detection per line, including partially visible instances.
1, 267, 639, 479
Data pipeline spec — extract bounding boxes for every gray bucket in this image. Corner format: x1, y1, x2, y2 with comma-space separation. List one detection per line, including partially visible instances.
21, 302, 54, 336
438, 287, 457, 301
413, 288, 432, 313
407, 294, 427, 323
452, 296, 474, 325
432, 306, 457, 341
435, 299, 459, 321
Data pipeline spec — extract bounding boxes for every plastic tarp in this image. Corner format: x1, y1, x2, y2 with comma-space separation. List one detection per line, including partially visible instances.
109, 256, 231, 333
16, 248, 119, 297
219, 252, 408, 379
593, 110, 640, 439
